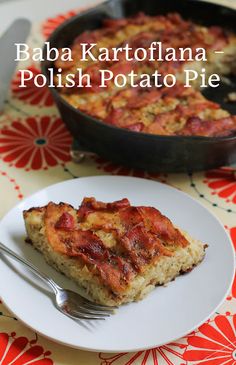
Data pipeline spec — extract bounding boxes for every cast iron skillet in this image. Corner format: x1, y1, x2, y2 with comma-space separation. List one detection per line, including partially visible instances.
42, 0, 236, 172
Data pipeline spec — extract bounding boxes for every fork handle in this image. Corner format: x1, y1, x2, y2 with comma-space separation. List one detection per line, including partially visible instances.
0, 241, 60, 293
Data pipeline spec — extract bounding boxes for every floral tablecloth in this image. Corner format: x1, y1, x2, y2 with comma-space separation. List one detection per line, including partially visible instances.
0, 0, 236, 364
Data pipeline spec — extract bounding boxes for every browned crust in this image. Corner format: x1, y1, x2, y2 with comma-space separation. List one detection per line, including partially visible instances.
24, 198, 192, 295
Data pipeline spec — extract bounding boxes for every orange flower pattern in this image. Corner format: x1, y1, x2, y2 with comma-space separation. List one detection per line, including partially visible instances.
204, 168, 236, 204
99, 341, 187, 365
183, 314, 236, 365
0, 116, 72, 170
0, 331, 53, 364
42, 10, 77, 38
11, 66, 54, 107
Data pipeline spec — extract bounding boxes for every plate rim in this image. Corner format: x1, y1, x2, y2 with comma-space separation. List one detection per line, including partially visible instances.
0, 175, 235, 352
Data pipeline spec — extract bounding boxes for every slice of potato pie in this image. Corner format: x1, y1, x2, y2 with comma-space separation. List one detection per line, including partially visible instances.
23, 197, 206, 306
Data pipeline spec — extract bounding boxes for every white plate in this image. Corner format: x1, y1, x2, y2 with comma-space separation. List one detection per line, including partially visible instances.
0, 176, 234, 352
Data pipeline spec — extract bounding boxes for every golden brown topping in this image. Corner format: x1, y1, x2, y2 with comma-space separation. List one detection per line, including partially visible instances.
57, 12, 236, 137
44, 198, 190, 294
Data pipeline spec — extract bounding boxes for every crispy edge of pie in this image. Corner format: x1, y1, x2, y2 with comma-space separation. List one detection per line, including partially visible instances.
23, 200, 206, 306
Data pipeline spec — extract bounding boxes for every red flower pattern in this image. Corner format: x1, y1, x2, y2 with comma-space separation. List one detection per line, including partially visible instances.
42, 10, 77, 38
183, 314, 236, 365
223, 225, 236, 301
0, 331, 53, 364
94, 156, 167, 181
0, 116, 72, 170
230, 226, 236, 251
99, 342, 187, 365
11, 66, 54, 107
231, 274, 236, 299
204, 168, 236, 204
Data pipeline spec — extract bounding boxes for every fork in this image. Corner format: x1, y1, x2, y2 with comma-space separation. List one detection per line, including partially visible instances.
0, 242, 117, 320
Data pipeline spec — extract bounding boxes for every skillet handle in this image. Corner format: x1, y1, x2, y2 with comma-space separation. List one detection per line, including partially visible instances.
70, 139, 95, 163
98, 0, 124, 19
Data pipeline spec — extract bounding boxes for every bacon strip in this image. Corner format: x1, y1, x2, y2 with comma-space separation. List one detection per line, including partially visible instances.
120, 224, 172, 272
78, 197, 131, 220
178, 116, 236, 137
46, 198, 190, 295
55, 212, 74, 230
63, 229, 134, 294
138, 207, 188, 247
